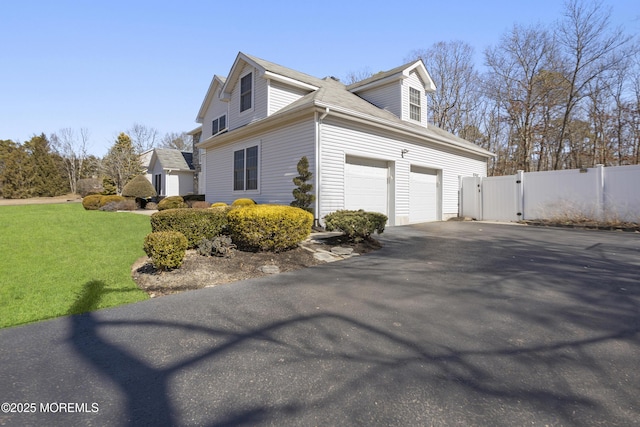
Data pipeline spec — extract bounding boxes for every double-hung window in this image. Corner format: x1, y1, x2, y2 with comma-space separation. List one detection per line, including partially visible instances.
233, 145, 258, 191
240, 73, 252, 112
212, 114, 226, 135
409, 87, 421, 122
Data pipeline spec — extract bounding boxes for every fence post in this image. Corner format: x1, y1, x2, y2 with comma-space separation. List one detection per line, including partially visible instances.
595, 164, 604, 221
516, 170, 524, 221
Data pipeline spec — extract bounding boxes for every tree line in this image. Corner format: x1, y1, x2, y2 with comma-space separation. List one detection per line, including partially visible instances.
0, 124, 191, 199
405, 0, 639, 175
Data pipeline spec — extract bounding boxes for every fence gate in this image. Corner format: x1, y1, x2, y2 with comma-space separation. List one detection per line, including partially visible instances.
460, 176, 482, 219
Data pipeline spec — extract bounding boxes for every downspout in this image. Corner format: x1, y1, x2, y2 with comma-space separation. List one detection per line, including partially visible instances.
315, 107, 330, 228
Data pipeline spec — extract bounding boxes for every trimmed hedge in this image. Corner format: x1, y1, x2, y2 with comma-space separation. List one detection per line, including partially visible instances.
324, 210, 387, 242
143, 231, 188, 271
121, 175, 157, 199
231, 198, 256, 207
150, 208, 228, 248
82, 194, 102, 210
227, 205, 313, 252
210, 202, 228, 208
99, 195, 126, 207
157, 196, 188, 210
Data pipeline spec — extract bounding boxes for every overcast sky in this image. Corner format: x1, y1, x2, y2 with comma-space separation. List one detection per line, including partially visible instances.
1, 0, 638, 156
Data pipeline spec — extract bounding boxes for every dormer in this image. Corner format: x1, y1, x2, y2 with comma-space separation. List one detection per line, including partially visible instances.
348, 60, 435, 127
196, 75, 228, 138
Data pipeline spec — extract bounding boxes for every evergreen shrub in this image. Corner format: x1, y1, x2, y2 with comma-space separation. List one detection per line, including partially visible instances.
227, 205, 313, 252
82, 194, 102, 210
143, 231, 188, 271
323, 210, 388, 242
99, 195, 126, 207
121, 175, 157, 199
231, 198, 256, 207
150, 208, 228, 248
157, 196, 188, 210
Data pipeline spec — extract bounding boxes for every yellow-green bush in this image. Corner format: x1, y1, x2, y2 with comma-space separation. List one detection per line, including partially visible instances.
99, 195, 126, 207
82, 194, 102, 210
143, 231, 188, 271
227, 205, 313, 252
231, 198, 256, 207
150, 208, 228, 248
323, 210, 387, 242
157, 196, 188, 210
210, 202, 228, 208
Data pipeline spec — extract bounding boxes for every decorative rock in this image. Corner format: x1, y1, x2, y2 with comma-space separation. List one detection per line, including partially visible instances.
259, 265, 280, 274
313, 251, 341, 263
330, 246, 354, 256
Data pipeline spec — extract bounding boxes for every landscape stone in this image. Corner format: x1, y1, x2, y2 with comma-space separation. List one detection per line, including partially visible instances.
259, 265, 280, 274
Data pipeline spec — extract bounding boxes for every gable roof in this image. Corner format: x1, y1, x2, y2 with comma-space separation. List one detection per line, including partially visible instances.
199, 52, 492, 158
196, 75, 226, 123
151, 148, 194, 171
347, 59, 436, 93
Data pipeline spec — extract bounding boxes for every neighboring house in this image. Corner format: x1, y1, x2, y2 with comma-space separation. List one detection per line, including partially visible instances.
145, 148, 195, 197
194, 52, 494, 225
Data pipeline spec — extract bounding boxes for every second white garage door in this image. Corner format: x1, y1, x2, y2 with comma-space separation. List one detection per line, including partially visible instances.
409, 166, 438, 222
345, 156, 388, 215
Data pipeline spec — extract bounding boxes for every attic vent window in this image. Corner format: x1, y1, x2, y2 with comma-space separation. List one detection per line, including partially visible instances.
212, 115, 227, 135
240, 73, 253, 112
409, 87, 421, 122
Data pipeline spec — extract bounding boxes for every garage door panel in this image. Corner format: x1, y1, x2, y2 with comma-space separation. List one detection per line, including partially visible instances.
410, 166, 438, 223
345, 157, 388, 215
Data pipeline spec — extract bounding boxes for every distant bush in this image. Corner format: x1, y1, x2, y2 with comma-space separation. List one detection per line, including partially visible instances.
145, 202, 158, 210
143, 231, 188, 271
210, 202, 228, 208
150, 208, 228, 248
82, 194, 102, 210
231, 198, 256, 207
157, 196, 188, 210
77, 178, 103, 197
323, 210, 387, 242
99, 195, 126, 207
191, 201, 211, 209
99, 199, 137, 212
227, 205, 313, 252
121, 175, 157, 199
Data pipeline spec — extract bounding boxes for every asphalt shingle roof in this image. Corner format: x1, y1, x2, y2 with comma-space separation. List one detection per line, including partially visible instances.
154, 149, 194, 171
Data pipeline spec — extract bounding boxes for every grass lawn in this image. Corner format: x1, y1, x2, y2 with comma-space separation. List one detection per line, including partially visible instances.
0, 203, 151, 328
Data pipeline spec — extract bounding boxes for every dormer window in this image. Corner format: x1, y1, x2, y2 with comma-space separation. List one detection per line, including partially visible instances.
212, 115, 227, 136
240, 73, 253, 112
409, 87, 421, 122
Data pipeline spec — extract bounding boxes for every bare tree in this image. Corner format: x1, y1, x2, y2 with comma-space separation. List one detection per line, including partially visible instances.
160, 131, 191, 151
552, 0, 634, 169
407, 41, 482, 136
343, 67, 374, 85
51, 127, 89, 194
128, 123, 159, 153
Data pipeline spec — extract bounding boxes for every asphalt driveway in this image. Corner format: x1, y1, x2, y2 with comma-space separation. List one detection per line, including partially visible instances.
1, 222, 638, 426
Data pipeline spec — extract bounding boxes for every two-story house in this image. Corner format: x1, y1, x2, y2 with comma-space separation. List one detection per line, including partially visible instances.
192, 52, 493, 225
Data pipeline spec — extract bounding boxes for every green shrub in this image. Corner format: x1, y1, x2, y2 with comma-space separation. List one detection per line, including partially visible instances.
121, 175, 157, 199
82, 194, 102, 210
210, 202, 228, 208
227, 205, 313, 252
100, 199, 137, 212
231, 198, 256, 207
323, 210, 388, 242
143, 231, 188, 271
157, 196, 188, 210
150, 208, 228, 248
99, 195, 125, 207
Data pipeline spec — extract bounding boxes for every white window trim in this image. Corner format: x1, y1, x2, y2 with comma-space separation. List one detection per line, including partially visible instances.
239, 71, 254, 115
232, 141, 261, 194
212, 114, 227, 136
409, 87, 422, 122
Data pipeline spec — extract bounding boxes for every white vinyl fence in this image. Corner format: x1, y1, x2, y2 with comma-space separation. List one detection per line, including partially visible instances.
460, 164, 640, 223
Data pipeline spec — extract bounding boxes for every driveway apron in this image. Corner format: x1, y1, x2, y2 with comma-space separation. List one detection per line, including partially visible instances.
0, 222, 638, 426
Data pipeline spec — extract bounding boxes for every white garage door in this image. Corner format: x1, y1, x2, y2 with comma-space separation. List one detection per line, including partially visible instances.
345, 156, 388, 215
410, 166, 438, 222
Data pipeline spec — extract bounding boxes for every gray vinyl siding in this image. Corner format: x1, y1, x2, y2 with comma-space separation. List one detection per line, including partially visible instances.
202, 85, 229, 137
228, 64, 269, 131
268, 80, 310, 115
319, 117, 487, 224
204, 118, 316, 205
354, 81, 402, 119
402, 71, 428, 127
